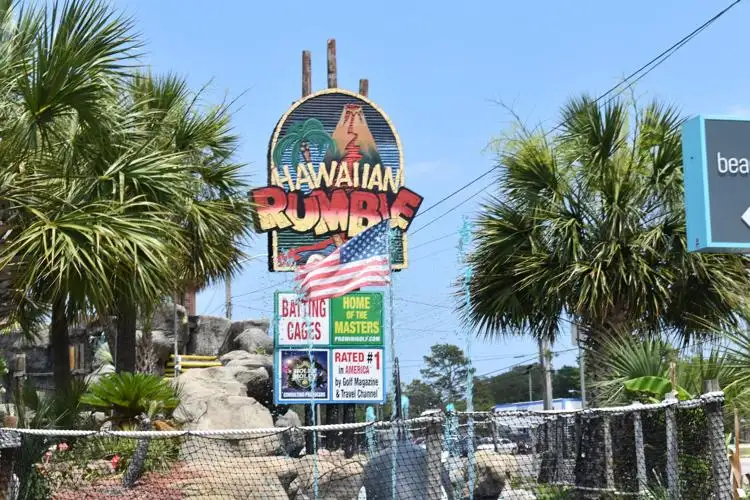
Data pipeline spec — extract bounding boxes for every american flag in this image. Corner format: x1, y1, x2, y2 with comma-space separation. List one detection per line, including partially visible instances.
295, 219, 392, 300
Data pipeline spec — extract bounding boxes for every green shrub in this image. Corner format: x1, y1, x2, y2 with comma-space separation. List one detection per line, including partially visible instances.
80, 372, 181, 426
66, 433, 181, 477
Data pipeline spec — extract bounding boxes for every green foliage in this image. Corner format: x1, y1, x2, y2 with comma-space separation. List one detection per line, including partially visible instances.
419, 344, 471, 404
402, 379, 441, 416
623, 376, 691, 401
80, 372, 181, 425
464, 94, 750, 348
15, 379, 90, 430
66, 433, 180, 476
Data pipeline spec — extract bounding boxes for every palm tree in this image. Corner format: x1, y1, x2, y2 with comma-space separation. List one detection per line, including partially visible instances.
0, 0, 174, 388
106, 73, 253, 372
463, 95, 750, 371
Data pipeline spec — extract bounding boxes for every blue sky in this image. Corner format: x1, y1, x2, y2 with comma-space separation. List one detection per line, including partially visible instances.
116, 0, 750, 383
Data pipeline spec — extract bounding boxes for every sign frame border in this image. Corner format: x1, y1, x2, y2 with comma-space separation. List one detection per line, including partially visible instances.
273, 346, 386, 405
683, 114, 750, 252
266, 88, 410, 272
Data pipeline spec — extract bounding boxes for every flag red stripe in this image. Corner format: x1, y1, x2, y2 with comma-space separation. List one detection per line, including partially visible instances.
304, 269, 390, 294
296, 257, 389, 286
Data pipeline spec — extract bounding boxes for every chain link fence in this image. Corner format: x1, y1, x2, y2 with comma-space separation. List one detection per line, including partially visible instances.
0, 393, 732, 499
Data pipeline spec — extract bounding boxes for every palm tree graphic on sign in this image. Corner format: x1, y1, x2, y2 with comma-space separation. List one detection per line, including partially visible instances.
272, 118, 336, 167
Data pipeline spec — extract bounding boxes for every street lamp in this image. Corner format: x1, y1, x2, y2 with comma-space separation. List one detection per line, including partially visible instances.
225, 254, 267, 320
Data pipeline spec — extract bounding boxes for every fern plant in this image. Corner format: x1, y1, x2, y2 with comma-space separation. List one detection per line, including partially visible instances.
80, 372, 181, 426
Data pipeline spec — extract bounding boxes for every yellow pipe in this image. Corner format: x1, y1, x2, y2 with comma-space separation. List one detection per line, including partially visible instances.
169, 355, 218, 361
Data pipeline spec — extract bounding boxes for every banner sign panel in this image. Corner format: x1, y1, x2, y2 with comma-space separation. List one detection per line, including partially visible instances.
330, 293, 384, 345
275, 292, 330, 346
273, 291, 386, 404
276, 349, 330, 403
332, 348, 384, 403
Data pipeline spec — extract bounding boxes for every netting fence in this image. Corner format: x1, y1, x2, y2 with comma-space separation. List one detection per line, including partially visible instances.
0, 393, 732, 499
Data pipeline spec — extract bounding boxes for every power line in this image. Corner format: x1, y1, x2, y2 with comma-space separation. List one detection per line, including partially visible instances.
409, 232, 456, 250
410, 183, 489, 236
395, 297, 453, 310
407, 0, 744, 233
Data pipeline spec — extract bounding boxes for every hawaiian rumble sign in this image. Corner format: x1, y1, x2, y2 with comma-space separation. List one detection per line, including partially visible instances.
251, 89, 423, 272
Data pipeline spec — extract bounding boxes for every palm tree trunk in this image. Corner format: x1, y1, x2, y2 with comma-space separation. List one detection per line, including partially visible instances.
115, 300, 137, 373
50, 296, 71, 390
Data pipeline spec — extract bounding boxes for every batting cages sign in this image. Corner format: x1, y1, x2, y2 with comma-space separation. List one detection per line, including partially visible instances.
251, 89, 423, 272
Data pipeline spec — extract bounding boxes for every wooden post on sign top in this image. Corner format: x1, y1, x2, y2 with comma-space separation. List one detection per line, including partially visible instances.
359, 78, 369, 97
302, 50, 311, 97
327, 39, 337, 88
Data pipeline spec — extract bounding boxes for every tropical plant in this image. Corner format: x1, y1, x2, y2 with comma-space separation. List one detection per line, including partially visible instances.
272, 118, 335, 167
0, 0, 187, 388
109, 72, 253, 373
80, 372, 181, 426
591, 333, 741, 406
463, 95, 750, 360
0, 0, 253, 381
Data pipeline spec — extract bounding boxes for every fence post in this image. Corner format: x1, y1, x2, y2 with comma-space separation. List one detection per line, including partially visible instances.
603, 414, 615, 492
665, 395, 680, 499
425, 415, 444, 499
703, 381, 731, 500
632, 404, 648, 494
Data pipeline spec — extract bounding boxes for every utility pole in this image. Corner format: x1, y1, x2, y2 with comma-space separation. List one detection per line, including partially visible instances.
572, 322, 587, 409
539, 339, 553, 410
225, 275, 232, 320
224, 254, 266, 320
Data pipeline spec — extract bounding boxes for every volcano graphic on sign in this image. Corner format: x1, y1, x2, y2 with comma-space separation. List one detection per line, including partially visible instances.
324, 104, 382, 167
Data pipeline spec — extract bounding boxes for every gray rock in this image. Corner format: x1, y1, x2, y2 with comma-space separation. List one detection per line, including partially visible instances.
362, 442, 454, 500
223, 319, 272, 355
189, 315, 232, 356
146, 303, 189, 363
221, 350, 273, 371
276, 409, 301, 428
276, 409, 304, 457
226, 365, 269, 400
173, 365, 281, 457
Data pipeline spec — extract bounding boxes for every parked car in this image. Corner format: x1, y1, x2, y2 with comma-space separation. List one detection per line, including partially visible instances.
475, 437, 518, 454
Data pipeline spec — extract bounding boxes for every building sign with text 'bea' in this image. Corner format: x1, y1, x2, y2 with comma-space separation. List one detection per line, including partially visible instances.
682, 116, 750, 252
250, 89, 424, 272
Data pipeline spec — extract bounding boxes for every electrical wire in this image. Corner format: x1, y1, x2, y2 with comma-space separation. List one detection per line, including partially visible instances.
407, 0, 744, 231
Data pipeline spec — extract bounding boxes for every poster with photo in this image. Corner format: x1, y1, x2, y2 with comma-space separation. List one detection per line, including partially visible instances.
277, 349, 330, 403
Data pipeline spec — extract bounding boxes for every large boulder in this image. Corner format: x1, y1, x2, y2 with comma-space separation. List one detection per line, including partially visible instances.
220, 350, 273, 371
362, 442, 454, 500
188, 315, 232, 356
448, 451, 516, 499
177, 456, 295, 498
276, 410, 304, 457
145, 302, 189, 363
222, 319, 272, 355
173, 366, 282, 457
289, 453, 364, 500
219, 350, 275, 407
